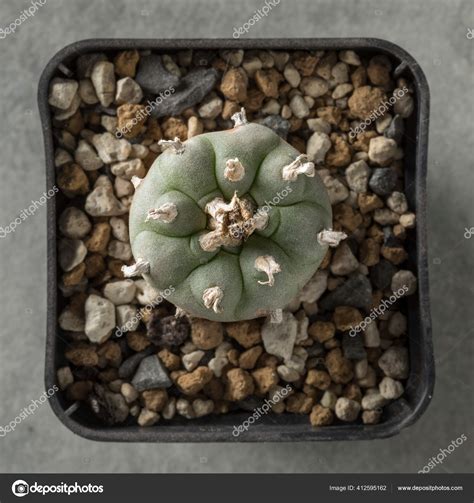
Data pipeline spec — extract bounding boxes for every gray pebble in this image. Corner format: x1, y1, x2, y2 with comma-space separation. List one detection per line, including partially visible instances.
131, 355, 172, 391
135, 55, 179, 94
320, 273, 373, 311
369, 167, 398, 196
384, 114, 404, 143
261, 115, 290, 139
378, 346, 409, 379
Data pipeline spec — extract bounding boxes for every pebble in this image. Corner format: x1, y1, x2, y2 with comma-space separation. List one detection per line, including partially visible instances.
115, 77, 143, 105
345, 160, 370, 193
277, 365, 300, 382
225, 368, 254, 401
132, 355, 172, 391
138, 409, 160, 426
59, 207, 91, 239
378, 346, 409, 379
300, 77, 328, 98
54, 93, 81, 120
182, 350, 205, 371
284, 63, 301, 88
339, 50, 361, 66
387, 191, 408, 214
370, 259, 397, 290
191, 319, 223, 350
376, 113, 392, 134
320, 390, 338, 410
361, 390, 388, 410
330, 242, 359, 276
323, 175, 349, 205
198, 95, 223, 119
363, 322, 381, 348
48, 78, 79, 110
135, 54, 179, 94
310, 405, 334, 426
354, 359, 368, 380
177, 366, 213, 395
332, 83, 353, 99
362, 409, 382, 424
57, 367, 74, 390
307, 118, 331, 134
369, 167, 398, 196
391, 270, 417, 295
114, 50, 140, 78
342, 333, 366, 360
335, 397, 360, 421
220, 67, 248, 102
104, 280, 136, 305
399, 213, 416, 228
379, 376, 404, 399
307, 131, 331, 164
262, 99, 281, 115
289, 94, 310, 118
298, 270, 328, 304
176, 398, 195, 419
393, 92, 414, 118
320, 273, 373, 311
358, 365, 377, 388
118, 347, 155, 379
255, 68, 281, 98
111, 159, 145, 181
58, 238, 87, 272
78, 78, 99, 105
90, 61, 116, 107
85, 184, 127, 217
385, 114, 404, 143
261, 115, 290, 139
92, 133, 131, 163
348, 85, 386, 120
368, 137, 398, 166
388, 312, 407, 337
162, 397, 176, 420
151, 67, 219, 118
193, 399, 214, 417
373, 208, 400, 225
325, 348, 353, 384
74, 140, 103, 171
261, 312, 298, 361
84, 294, 116, 344
121, 382, 139, 404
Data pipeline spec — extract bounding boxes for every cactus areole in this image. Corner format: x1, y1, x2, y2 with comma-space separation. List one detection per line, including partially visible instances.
128, 110, 338, 322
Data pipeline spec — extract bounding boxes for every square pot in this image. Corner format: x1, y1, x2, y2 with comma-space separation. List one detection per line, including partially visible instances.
39, 38, 433, 442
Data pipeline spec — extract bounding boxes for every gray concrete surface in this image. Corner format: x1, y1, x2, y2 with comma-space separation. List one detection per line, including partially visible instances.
0, 0, 473, 474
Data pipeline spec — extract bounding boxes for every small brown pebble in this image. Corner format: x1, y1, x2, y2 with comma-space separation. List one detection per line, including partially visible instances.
126, 331, 151, 352
220, 67, 248, 102
325, 348, 353, 384
158, 348, 181, 371
257, 353, 279, 368
144, 117, 162, 141
358, 193, 384, 214
62, 262, 86, 286
85, 222, 111, 253
333, 203, 363, 232
286, 393, 314, 414
348, 85, 387, 120
222, 100, 241, 120
317, 106, 341, 126
107, 258, 125, 278
176, 366, 213, 395
141, 389, 168, 412
309, 404, 334, 426
226, 320, 261, 348
57, 164, 89, 197
381, 245, 408, 265
65, 344, 99, 367
238, 346, 263, 370
343, 383, 362, 402
84, 253, 106, 278
57, 366, 74, 390
367, 56, 391, 87
162, 117, 188, 141
352, 131, 378, 152
243, 88, 265, 111
326, 134, 352, 167
137, 408, 159, 426
292, 52, 319, 76
114, 50, 140, 78
333, 306, 363, 331
117, 104, 146, 139
97, 340, 122, 368
66, 381, 93, 401
203, 378, 225, 401
252, 366, 278, 394
255, 68, 282, 98
351, 65, 367, 88
359, 238, 380, 266
191, 319, 223, 350
362, 409, 382, 424
63, 110, 84, 136
308, 321, 336, 343
305, 369, 331, 390
227, 348, 240, 366
225, 368, 254, 401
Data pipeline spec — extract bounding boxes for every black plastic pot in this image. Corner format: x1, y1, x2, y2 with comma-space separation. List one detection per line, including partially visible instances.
39, 38, 433, 442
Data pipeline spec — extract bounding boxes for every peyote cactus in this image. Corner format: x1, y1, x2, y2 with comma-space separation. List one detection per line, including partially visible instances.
126, 109, 345, 322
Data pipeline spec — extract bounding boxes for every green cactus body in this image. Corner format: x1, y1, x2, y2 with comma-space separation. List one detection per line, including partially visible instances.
129, 118, 332, 322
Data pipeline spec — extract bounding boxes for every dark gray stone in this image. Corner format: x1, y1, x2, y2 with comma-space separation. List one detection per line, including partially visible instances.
342, 333, 366, 360
135, 54, 180, 95
131, 355, 172, 391
370, 259, 397, 290
118, 346, 154, 379
319, 273, 373, 311
384, 114, 404, 144
151, 67, 219, 118
261, 115, 290, 139
369, 167, 398, 196
237, 396, 265, 412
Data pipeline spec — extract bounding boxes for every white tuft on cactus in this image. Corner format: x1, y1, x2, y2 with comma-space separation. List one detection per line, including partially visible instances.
158, 137, 185, 154
224, 158, 245, 182
231, 107, 248, 127
282, 154, 315, 181
145, 203, 178, 223
203, 286, 224, 313
121, 258, 150, 278
317, 229, 348, 247
255, 255, 281, 286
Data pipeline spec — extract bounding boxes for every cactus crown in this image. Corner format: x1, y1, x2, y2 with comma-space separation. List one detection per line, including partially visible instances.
127, 110, 335, 322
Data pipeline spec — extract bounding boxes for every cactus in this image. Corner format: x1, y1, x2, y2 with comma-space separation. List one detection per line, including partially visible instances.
127, 109, 343, 322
